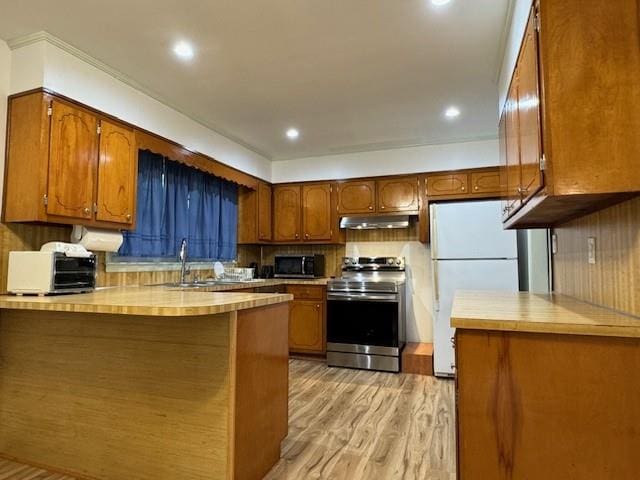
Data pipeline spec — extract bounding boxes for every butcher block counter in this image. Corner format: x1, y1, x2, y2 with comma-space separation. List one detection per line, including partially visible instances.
451, 290, 640, 480
0, 286, 292, 480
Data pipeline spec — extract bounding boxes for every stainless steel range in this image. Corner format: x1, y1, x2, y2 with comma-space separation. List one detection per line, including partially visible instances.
326, 257, 406, 373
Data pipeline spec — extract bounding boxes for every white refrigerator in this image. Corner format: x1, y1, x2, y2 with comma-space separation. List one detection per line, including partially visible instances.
430, 200, 520, 377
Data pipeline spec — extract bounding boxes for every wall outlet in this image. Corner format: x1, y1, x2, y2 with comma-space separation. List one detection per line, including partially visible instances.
587, 237, 597, 265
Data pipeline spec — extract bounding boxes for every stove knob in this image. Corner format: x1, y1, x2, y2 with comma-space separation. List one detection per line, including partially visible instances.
396, 259, 402, 265
387, 258, 394, 265
343, 258, 350, 265
351, 258, 358, 265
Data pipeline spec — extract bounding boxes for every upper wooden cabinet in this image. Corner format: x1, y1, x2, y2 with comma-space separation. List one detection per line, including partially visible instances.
337, 180, 376, 215
426, 173, 469, 197
96, 120, 136, 225
238, 181, 272, 244
501, 0, 640, 227
273, 185, 302, 242
46, 100, 99, 221
4, 92, 138, 229
302, 184, 332, 241
272, 182, 343, 244
377, 177, 419, 213
471, 170, 501, 195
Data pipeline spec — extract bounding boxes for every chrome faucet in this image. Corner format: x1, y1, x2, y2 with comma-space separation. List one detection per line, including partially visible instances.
179, 238, 190, 283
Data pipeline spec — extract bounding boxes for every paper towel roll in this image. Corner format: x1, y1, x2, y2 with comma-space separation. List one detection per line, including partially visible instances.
71, 226, 124, 252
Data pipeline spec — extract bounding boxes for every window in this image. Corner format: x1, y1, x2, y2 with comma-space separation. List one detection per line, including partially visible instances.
113, 150, 238, 265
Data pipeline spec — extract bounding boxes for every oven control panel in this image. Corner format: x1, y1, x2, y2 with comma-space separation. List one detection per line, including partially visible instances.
341, 257, 405, 271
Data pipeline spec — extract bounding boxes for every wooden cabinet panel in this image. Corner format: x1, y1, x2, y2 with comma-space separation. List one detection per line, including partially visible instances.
337, 180, 376, 215
302, 183, 332, 241
498, 111, 511, 220
471, 170, 501, 195
517, 11, 544, 202
289, 300, 324, 353
273, 185, 301, 242
456, 329, 640, 479
286, 285, 324, 301
96, 120, 137, 225
376, 176, 419, 213
258, 182, 272, 241
426, 173, 469, 197
47, 101, 98, 220
505, 79, 522, 215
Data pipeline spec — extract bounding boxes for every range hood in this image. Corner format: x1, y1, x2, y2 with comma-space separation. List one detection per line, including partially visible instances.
340, 215, 410, 230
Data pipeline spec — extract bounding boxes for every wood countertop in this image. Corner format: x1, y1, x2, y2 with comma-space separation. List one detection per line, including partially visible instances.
0, 286, 293, 317
163, 278, 331, 292
451, 290, 640, 338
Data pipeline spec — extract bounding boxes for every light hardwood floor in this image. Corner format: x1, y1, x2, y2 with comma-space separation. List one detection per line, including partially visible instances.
265, 360, 456, 480
2, 359, 456, 480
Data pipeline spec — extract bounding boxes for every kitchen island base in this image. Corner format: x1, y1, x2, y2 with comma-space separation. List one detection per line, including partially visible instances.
0, 302, 289, 480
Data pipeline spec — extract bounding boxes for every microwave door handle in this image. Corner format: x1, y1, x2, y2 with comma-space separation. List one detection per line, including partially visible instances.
301, 257, 305, 275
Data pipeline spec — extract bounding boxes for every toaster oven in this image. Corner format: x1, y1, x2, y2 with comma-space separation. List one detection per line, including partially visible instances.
7, 251, 97, 295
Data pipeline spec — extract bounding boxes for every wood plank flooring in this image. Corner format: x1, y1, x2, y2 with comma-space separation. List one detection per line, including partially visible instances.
265, 360, 456, 480
2, 359, 456, 480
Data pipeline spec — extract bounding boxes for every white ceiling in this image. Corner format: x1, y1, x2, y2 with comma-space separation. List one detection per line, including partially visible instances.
0, 0, 510, 161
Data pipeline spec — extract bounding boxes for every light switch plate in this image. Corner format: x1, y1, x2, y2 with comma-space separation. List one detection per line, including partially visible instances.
588, 237, 596, 264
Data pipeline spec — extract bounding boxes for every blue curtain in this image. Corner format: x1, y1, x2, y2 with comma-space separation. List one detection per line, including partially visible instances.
120, 150, 238, 260
120, 151, 167, 256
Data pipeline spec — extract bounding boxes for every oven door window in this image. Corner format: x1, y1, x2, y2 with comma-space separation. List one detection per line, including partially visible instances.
327, 300, 399, 348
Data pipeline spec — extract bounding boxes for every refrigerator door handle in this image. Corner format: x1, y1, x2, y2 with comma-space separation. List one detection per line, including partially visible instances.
433, 260, 440, 311
430, 204, 438, 260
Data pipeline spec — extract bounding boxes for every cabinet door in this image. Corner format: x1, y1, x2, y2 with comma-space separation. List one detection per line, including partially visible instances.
377, 176, 419, 213
505, 77, 523, 215
517, 8, 544, 201
471, 170, 501, 195
289, 300, 324, 353
257, 182, 272, 241
302, 183, 332, 241
499, 110, 510, 219
47, 101, 98, 220
337, 180, 376, 215
273, 185, 301, 242
96, 120, 137, 225
426, 173, 469, 197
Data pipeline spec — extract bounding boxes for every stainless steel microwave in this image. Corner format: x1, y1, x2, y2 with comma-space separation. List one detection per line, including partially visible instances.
274, 254, 325, 279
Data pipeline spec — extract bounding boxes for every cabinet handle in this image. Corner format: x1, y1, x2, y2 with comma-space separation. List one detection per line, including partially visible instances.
474, 186, 479, 191
461, 186, 466, 191
368, 206, 373, 210
295, 233, 299, 239
316, 304, 320, 309
517, 186, 529, 194
305, 233, 309, 239
380, 205, 385, 209
126, 213, 132, 221
83, 207, 91, 216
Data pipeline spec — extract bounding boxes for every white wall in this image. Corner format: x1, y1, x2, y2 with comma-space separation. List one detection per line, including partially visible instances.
0, 40, 12, 206
271, 138, 499, 183
7, 39, 272, 181
497, 0, 533, 111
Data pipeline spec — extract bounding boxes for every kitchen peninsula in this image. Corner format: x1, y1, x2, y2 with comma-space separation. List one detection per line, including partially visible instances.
452, 290, 640, 479
0, 287, 292, 480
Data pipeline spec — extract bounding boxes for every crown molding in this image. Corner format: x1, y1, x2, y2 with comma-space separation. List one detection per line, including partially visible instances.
272, 134, 499, 162
6, 31, 273, 161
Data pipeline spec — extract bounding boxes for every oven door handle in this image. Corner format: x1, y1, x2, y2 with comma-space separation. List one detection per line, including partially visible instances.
327, 292, 398, 302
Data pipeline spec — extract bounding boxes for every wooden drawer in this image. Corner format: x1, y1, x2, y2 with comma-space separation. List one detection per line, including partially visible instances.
471, 170, 501, 195
426, 173, 469, 197
286, 285, 325, 300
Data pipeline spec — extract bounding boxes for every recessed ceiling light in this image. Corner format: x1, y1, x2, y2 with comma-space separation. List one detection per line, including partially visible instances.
173, 41, 194, 60
286, 128, 300, 140
444, 106, 461, 119
431, 0, 452, 5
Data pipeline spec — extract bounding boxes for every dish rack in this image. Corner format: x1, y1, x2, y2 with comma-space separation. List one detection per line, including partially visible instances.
220, 267, 254, 282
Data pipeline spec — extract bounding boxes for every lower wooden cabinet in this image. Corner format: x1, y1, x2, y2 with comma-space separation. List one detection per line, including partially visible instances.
287, 285, 326, 354
289, 300, 324, 353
